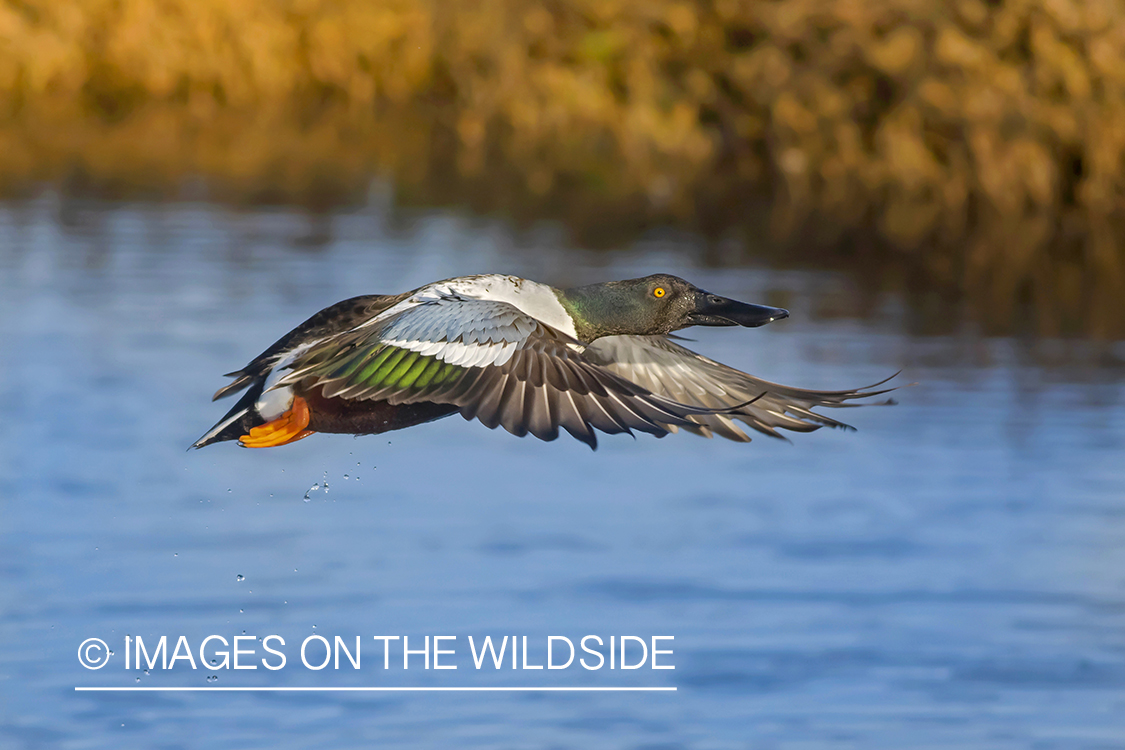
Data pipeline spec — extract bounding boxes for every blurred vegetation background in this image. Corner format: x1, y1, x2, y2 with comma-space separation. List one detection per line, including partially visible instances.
1, 0, 1123, 335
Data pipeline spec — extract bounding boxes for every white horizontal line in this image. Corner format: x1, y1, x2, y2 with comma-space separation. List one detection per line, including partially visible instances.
76, 686, 676, 692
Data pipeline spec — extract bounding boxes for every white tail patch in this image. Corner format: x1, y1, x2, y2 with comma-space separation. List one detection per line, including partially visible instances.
256, 385, 295, 421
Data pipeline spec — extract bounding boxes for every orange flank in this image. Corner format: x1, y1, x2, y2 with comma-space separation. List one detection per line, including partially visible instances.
239, 396, 315, 448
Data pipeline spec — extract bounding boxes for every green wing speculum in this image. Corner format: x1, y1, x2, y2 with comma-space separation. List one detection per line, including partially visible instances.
309, 342, 469, 400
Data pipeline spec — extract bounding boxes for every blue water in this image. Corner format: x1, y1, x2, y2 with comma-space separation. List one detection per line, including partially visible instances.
1, 194, 1124, 749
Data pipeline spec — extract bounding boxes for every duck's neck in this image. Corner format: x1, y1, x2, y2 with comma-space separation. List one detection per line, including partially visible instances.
557, 282, 648, 343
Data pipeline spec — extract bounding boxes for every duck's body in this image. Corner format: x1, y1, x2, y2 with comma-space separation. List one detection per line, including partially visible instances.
192, 274, 893, 450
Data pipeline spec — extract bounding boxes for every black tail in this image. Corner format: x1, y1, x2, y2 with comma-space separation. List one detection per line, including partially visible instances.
190, 379, 267, 449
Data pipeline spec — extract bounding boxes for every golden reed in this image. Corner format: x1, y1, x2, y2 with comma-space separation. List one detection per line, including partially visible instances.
1, 0, 1123, 334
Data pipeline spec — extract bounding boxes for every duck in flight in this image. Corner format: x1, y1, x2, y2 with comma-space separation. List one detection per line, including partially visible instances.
192, 274, 894, 450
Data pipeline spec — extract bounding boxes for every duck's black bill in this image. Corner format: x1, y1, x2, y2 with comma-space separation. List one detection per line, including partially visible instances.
688, 293, 789, 328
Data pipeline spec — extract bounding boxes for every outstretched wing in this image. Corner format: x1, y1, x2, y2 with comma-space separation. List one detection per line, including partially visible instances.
272, 295, 741, 448
583, 334, 896, 442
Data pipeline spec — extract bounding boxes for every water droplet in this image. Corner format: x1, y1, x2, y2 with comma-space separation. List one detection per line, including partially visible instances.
207, 674, 218, 683
135, 677, 140, 683
143, 669, 149, 676
239, 608, 244, 613
227, 489, 232, 493
173, 553, 178, 557
236, 575, 245, 582
343, 474, 349, 480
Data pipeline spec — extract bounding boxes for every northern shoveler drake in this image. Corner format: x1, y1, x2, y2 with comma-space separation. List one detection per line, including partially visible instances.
192, 274, 894, 450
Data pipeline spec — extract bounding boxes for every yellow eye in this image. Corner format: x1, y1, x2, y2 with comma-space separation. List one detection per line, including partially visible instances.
653, 287, 666, 298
